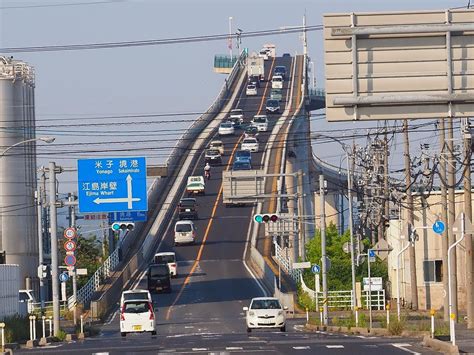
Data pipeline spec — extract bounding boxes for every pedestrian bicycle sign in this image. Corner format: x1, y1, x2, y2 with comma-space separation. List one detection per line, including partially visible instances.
77, 157, 148, 213
432, 220, 445, 234
311, 264, 320, 274
59, 272, 69, 282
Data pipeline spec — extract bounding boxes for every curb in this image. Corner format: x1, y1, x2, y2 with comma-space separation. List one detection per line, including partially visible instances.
305, 323, 430, 339
422, 335, 459, 354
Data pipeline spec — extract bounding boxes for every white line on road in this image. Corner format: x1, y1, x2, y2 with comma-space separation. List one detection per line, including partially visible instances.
226, 347, 244, 350
293, 346, 311, 350
192, 348, 208, 351
326, 345, 344, 349
93, 353, 109, 355
391, 343, 421, 355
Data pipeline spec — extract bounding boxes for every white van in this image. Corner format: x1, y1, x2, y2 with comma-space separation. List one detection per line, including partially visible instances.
120, 289, 152, 308
19, 289, 36, 315
154, 252, 177, 277
271, 75, 283, 89
174, 220, 196, 246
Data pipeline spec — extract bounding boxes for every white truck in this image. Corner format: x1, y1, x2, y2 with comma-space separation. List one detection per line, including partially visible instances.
247, 55, 265, 82
186, 176, 205, 196
262, 43, 276, 58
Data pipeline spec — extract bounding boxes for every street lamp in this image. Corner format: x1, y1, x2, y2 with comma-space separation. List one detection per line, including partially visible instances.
236, 28, 243, 53
228, 16, 233, 61
0, 136, 55, 157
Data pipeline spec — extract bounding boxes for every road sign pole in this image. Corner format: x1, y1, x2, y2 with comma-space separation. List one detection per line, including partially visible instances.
319, 175, 328, 325
368, 249, 372, 330
69, 194, 78, 326
48, 161, 60, 337
346, 148, 357, 310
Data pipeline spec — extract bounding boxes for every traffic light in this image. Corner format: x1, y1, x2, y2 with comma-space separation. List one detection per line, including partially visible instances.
37, 264, 50, 279
253, 214, 279, 223
111, 222, 135, 232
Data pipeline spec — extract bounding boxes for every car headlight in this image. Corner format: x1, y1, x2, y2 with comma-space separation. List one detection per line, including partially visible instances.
248, 311, 255, 316
277, 311, 283, 316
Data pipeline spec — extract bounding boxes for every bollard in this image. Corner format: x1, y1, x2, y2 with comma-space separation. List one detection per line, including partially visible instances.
0, 322, 5, 352
306, 308, 309, 323
48, 316, 52, 337
355, 306, 359, 327
430, 309, 435, 338
42, 316, 46, 339
386, 303, 391, 328
80, 315, 84, 334
29, 315, 34, 341
319, 307, 323, 325
32, 315, 36, 340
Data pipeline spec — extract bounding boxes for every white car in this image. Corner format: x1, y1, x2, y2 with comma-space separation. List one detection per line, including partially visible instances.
243, 297, 287, 333
241, 137, 259, 153
120, 289, 152, 308
251, 115, 268, 132
229, 108, 245, 124
246, 84, 257, 96
258, 49, 270, 60
218, 122, 235, 136
271, 75, 283, 89
209, 140, 224, 155
174, 220, 197, 246
154, 252, 177, 277
120, 299, 156, 337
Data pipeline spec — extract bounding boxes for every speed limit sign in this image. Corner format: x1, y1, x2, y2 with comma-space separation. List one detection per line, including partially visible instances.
64, 227, 76, 239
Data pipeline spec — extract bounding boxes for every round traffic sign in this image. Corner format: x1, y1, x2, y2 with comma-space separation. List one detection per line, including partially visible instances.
64, 254, 76, 266
342, 242, 351, 254
59, 272, 69, 282
433, 220, 445, 235
64, 227, 77, 239
311, 264, 320, 274
64, 240, 76, 252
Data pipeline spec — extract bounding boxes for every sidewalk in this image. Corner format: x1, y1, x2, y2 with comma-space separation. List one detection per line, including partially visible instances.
452, 323, 474, 354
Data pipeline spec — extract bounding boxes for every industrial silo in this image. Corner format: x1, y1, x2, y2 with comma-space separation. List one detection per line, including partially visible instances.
0, 56, 39, 290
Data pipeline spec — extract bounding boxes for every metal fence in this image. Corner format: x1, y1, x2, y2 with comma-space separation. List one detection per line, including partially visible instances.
273, 240, 301, 282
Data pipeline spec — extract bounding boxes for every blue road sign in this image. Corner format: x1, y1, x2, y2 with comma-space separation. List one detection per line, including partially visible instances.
433, 220, 445, 234
108, 211, 147, 223
59, 272, 69, 282
311, 264, 320, 274
369, 249, 376, 263
77, 157, 148, 213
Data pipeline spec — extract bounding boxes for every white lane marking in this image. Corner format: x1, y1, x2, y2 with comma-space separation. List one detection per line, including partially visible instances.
185, 326, 194, 329
326, 345, 344, 348
105, 309, 118, 325
166, 332, 217, 338
93, 353, 109, 355
226, 347, 244, 350
293, 325, 306, 332
192, 348, 208, 351
293, 346, 310, 350
357, 335, 366, 339
391, 343, 421, 355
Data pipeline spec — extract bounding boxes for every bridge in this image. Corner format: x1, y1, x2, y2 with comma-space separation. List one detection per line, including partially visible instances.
73, 50, 350, 339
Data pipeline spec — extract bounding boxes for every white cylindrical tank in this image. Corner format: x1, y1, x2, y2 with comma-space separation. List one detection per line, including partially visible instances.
0, 56, 38, 290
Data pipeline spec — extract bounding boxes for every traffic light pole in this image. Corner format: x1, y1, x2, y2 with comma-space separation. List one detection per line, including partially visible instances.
36, 167, 46, 310
68, 194, 78, 326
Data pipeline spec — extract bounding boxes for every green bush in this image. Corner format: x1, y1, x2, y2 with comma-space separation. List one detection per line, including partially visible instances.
2, 315, 36, 343
388, 318, 405, 335
51, 329, 67, 342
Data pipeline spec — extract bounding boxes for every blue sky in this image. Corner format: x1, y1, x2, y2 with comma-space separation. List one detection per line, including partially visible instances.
0, 0, 466, 225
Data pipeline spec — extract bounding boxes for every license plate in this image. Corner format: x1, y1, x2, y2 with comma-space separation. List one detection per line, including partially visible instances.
181, 232, 187, 236
133, 325, 142, 331
185, 209, 191, 212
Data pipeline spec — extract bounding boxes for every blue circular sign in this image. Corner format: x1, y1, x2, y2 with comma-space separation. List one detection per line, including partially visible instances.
311, 264, 320, 274
433, 220, 445, 234
59, 272, 69, 282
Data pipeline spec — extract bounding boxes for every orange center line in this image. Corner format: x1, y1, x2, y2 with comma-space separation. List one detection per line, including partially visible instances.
165, 135, 243, 321
257, 57, 276, 115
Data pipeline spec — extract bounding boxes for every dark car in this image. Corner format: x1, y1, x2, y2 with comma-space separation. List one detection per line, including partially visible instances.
248, 75, 261, 88
235, 150, 252, 164
177, 198, 198, 220
232, 161, 252, 171
266, 99, 281, 114
274, 66, 287, 80
147, 263, 171, 293
205, 148, 222, 165
282, 53, 291, 57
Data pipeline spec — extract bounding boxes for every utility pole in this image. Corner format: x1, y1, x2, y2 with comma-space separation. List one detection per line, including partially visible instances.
463, 118, 474, 329
347, 146, 357, 310
403, 120, 418, 310
68, 194, 78, 326
447, 117, 458, 321
297, 170, 305, 260
48, 162, 60, 336
439, 119, 450, 321
383, 124, 390, 238
319, 174, 328, 325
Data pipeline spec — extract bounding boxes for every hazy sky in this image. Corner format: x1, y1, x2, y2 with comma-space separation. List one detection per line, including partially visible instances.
0, 0, 467, 223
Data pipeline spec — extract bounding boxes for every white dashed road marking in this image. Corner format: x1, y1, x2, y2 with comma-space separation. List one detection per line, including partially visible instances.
226, 347, 243, 350
192, 348, 208, 351
293, 346, 311, 350
326, 345, 344, 348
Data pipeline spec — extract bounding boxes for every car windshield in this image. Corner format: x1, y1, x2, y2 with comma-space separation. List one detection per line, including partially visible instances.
247, 85, 256, 90
154, 254, 175, 263
148, 265, 169, 277
123, 301, 150, 314
275, 66, 286, 73
206, 149, 219, 156
221, 123, 232, 128
179, 199, 196, 207
251, 299, 281, 310
230, 109, 243, 115
233, 162, 251, 170
236, 151, 251, 158
273, 77, 282, 82
176, 223, 192, 232
123, 292, 149, 302
210, 142, 222, 147
267, 100, 278, 107
243, 139, 257, 144
253, 117, 267, 123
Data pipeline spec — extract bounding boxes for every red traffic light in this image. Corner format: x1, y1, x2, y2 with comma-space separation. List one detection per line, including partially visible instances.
270, 214, 278, 222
